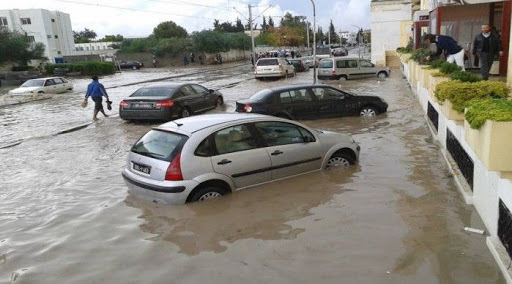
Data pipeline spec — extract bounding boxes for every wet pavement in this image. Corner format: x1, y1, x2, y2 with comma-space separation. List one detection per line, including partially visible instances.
0, 63, 505, 283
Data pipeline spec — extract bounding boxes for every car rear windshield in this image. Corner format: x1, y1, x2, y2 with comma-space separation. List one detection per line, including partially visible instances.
257, 59, 279, 66
130, 87, 175, 97
318, 60, 333, 68
131, 130, 188, 162
249, 89, 273, 101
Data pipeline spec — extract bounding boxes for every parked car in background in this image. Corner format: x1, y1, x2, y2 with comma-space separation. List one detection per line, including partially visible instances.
332, 47, 348, 57
317, 57, 390, 80
8, 77, 73, 95
316, 46, 332, 59
289, 59, 310, 72
122, 113, 360, 204
236, 84, 388, 119
118, 61, 143, 70
254, 58, 296, 79
119, 83, 223, 121
302, 55, 320, 68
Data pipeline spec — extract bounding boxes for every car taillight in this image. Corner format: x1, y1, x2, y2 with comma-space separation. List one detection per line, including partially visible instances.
156, 100, 174, 108
243, 104, 252, 112
120, 100, 129, 107
165, 153, 183, 181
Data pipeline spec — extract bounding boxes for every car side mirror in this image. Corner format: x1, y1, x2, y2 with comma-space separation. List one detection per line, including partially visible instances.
208, 89, 214, 94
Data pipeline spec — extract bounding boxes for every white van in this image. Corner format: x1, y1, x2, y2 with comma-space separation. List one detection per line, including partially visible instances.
317, 57, 390, 80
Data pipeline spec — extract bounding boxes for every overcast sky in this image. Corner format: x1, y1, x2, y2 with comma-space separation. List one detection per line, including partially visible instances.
0, 0, 371, 38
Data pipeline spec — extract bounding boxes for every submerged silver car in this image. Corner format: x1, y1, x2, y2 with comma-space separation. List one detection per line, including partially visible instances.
122, 113, 360, 204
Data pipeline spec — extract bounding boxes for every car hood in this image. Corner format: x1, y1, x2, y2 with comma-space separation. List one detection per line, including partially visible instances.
236, 99, 257, 105
8, 87, 41, 94
316, 130, 354, 146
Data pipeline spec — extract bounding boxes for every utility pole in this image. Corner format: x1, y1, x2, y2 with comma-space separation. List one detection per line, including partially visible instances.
310, 0, 316, 84
306, 21, 310, 50
248, 4, 256, 67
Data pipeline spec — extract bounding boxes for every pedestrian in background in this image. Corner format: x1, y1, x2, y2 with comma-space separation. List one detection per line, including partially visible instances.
198, 54, 204, 65
84, 76, 109, 121
423, 34, 466, 71
473, 25, 503, 80
190, 52, 195, 63
183, 54, 189, 66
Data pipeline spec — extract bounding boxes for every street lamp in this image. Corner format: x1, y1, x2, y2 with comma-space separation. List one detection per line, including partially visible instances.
310, 0, 316, 84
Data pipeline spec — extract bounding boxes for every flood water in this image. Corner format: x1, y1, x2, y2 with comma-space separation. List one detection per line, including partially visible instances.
0, 64, 505, 283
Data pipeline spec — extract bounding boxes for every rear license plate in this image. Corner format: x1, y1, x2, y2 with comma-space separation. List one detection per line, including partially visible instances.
133, 162, 151, 174
133, 103, 153, 108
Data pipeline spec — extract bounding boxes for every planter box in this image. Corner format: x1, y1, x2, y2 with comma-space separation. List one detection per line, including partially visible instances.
428, 75, 450, 101
420, 68, 438, 90
410, 61, 418, 86
465, 120, 512, 172
440, 100, 464, 121
400, 54, 411, 64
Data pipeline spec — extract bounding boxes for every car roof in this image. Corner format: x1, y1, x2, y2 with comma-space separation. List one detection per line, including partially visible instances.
262, 83, 328, 92
154, 113, 273, 135
139, 82, 191, 89
28, 77, 64, 80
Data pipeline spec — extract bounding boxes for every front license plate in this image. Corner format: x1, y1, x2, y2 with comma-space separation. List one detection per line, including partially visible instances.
133, 103, 153, 108
133, 162, 151, 174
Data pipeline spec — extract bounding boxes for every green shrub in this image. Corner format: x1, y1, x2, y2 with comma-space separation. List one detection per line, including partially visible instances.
396, 46, 413, 54
410, 48, 431, 64
435, 80, 510, 112
438, 62, 462, 74
449, 71, 481, 82
428, 59, 445, 69
45, 62, 116, 76
465, 99, 512, 129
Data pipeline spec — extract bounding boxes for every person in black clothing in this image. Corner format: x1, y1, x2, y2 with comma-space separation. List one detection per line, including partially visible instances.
473, 25, 503, 80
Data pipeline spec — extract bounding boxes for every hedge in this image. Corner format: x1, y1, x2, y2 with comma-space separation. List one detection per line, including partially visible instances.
45, 62, 116, 76
465, 99, 512, 129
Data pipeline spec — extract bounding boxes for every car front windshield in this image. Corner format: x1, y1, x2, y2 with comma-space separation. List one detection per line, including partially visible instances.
130, 87, 175, 97
21, 79, 44, 87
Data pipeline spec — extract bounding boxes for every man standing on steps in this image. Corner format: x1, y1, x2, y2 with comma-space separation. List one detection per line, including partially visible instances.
84, 76, 109, 121
473, 25, 503, 80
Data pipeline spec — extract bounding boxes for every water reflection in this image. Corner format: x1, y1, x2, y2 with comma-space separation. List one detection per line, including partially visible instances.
125, 166, 361, 255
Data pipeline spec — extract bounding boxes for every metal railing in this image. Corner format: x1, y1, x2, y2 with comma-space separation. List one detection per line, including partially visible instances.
427, 102, 439, 131
499, 199, 512, 258
446, 129, 474, 190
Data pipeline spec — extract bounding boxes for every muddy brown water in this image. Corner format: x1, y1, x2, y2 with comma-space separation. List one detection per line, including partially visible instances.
0, 66, 504, 283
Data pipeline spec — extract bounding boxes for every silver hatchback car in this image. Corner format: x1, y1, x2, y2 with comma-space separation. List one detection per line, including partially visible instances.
122, 113, 360, 204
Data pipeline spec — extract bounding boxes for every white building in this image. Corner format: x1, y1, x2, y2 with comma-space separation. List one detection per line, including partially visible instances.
0, 9, 75, 63
370, 0, 413, 66
74, 42, 120, 55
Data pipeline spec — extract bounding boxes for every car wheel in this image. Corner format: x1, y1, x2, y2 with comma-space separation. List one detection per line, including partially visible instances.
378, 72, 387, 78
191, 186, 228, 202
360, 106, 378, 117
180, 107, 192, 118
339, 75, 347, 81
216, 96, 223, 107
285, 71, 289, 78
326, 152, 355, 168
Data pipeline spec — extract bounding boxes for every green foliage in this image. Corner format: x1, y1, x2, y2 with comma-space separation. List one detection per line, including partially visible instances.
465, 99, 512, 129
45, 62, 115, 76
410, 48, 431, 64
449, 71, 481, 82
73, 28, 97, 43
0, 27, 46, 65
153, 21, 188, 39
439, 62, 461, 74
99, 34, 124, 42
435, 80, 510, 112
118, 38, 158, 53
191, 31, 250, 53
396, 46, 413, 54
150, 38, 190, 57
428, 59, 445, 68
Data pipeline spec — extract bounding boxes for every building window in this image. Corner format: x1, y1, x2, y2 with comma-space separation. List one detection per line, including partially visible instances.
57, 51, 61, 55
47, 35, 51, 39
0, 17, 7, 26
51, 19, 55, 22
54, 35, 58, 39
20, 18, 31, 25
27, 36, 35, 43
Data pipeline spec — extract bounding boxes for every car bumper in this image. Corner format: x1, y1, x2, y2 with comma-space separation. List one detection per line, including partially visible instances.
119, 108, 180, 120
255, 72, 285, 78
122, 169, 198, 205
317, 75, 339, 80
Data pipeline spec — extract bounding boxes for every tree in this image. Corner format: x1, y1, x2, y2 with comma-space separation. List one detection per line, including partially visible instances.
328, 20, 339, 44
213, 19, 220, 31
235, 18, 244, 32
261, 16, 267, 32
73, 28, 97, 43
268, 17, 274, 28
317, 27, 325, 46
152, 21, 188, 39
99, 34, 124, 42
0, 27, 46, 65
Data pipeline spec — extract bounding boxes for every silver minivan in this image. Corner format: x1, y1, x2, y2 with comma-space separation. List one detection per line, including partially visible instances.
122, 113, 360, 204
317, 57, 390, 80
254, 58, 296, 79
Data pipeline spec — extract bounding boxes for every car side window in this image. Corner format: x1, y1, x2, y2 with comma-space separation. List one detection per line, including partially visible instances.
360, 60, 374, 68
298, 127, 316, 142
44, 79, 55, 86
336, 60, 347, 68
53, 78, 64, 84
314, 87, 345, 101
191, 84, 207, 94
255, 122, 307, 146
195, 137, 212, 157
279, 91, 292, 104
290, 89, 313, 102
347, 60, 358, 68
180, 86, 196, 96
213, 125, 258, 155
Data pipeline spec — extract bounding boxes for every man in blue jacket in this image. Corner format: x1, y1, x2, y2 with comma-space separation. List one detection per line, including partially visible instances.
423, 34, 466, 71
84, 76, 109, 121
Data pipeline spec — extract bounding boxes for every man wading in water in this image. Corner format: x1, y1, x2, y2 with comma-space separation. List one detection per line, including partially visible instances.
84, 76, 110, 121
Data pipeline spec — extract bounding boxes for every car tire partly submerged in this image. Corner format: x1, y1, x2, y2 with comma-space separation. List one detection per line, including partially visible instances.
326, 152, 355, 168
190, 186, 228, 202
180, 107, 192, 118
360, 106, 378, 117
216, 96, 223, 107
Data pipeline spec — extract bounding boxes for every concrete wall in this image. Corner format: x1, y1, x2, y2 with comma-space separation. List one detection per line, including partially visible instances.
371, 0, 413, 66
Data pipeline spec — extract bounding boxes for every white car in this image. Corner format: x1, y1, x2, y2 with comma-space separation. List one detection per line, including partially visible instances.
8, 77, 73, 95
254, 58, 296, 79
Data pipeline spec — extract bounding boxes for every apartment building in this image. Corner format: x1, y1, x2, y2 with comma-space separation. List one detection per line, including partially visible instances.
0, 9, 75, 63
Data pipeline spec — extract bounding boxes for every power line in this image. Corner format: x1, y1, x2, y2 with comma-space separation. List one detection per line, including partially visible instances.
146, 0, 232, 11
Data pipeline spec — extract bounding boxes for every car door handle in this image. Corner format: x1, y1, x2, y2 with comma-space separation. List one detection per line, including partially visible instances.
217, 159, 232, 165
271, 150, 283, 156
